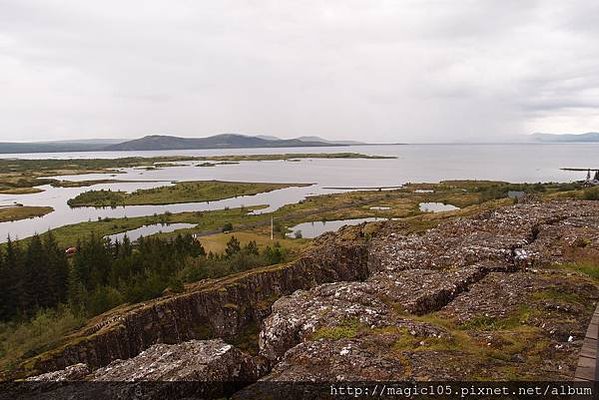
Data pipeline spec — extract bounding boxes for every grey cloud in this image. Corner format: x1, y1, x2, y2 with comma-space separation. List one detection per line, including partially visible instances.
0, 0, 598, 142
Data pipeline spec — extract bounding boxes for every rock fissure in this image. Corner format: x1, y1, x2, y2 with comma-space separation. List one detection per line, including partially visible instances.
21, 201, 599, 391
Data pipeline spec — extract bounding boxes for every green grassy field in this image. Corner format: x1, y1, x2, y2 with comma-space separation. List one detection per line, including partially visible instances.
21, 206, 266, 248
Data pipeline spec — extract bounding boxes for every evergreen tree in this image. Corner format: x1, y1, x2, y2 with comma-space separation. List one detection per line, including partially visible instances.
225, 236, 241, 258
263, 243, 285, 265
67, 263, 86, 315
3, 237, 24, 318
0, 246, 10, 320
244, 240, 259, 256
121, 235, 133, 258
75, 233, 112, 291
44, 232, 69, 304
24, 234, 52, 312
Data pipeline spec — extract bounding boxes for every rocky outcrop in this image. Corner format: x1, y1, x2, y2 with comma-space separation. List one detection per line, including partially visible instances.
18, 340, 267, 400
261, 335, 410, 381
25, 363, 90, 382
18, 200, 599, 392
252, 201, 599, 384
258, 266, 485, 361
88, 339, 263, 382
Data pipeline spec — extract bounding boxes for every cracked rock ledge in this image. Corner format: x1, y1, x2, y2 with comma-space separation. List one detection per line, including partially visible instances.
21, 201, 599, 398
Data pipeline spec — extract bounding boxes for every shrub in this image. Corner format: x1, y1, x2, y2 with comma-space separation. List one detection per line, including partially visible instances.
86, 286, 124, 317
583, 187, 599, 200
0, 306, 84, 371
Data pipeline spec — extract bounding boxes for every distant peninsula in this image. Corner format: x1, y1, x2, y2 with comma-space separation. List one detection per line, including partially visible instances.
0, 134, 370, 154
530, 132, 599, 142
104, 134, 354, 151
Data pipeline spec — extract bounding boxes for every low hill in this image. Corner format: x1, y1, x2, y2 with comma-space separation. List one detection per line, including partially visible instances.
104, 134, 344, 151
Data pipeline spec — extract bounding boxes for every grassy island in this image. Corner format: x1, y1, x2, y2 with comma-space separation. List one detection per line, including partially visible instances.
67, 180, 310, 208
0, 187, 44, 194
0, 205, 53, 222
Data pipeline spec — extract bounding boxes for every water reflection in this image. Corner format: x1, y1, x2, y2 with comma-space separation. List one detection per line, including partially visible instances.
418, 202, 459, 212
106, 223, 197, 243
286, 217, 387, 239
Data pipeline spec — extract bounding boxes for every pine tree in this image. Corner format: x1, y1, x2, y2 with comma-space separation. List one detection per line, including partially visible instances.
67, 263, 86, 315
44, 232, 69, 304
244, 240, 259, 256
24, 234, 52, 312
225, 236, 241, 258
121, 235, 132, 258
3, 237, 24, 318
0, 246, 10, 320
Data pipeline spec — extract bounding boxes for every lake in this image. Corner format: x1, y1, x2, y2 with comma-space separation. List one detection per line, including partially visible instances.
1, 143, 597, 241
106, 223, 197, 243
286, 218, 383, 238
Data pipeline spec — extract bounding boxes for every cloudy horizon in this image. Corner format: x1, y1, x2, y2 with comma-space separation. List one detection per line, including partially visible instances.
1, 1, 598, 143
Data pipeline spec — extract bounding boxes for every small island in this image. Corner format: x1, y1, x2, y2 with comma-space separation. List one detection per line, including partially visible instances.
0, 205, 54, 223
67, 180, 311, 207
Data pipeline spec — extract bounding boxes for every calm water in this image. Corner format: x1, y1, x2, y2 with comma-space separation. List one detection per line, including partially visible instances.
106, 223, 197, 243
286, 218, 384, 238
1, 143, 597, 241
419, 202, 460, 212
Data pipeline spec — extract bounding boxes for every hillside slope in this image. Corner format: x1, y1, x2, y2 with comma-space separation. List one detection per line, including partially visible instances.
104, 134, 343, 151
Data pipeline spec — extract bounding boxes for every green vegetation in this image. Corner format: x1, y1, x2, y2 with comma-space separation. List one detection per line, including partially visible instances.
0, 232, 292, 372
15, 206, 265, 249
433, 180, 585, 203
0, 206, 53, 223
179, 237, 292, 283
550, 261, 599, 281
458, 309, 529, 332
0, 234, 70, 322
197, 231, 306, 254
196, 161, 239, 167
0, 175, 55, 194
583, 186, 599, 200
311, 319, 363, 340
0, 306, 84, 372
67, 181, 308, 207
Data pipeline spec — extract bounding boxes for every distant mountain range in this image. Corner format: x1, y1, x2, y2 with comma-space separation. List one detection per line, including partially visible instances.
3, 132, 595, 154
104, 134, 358, 151
0, 134, 364, 154
530, 132, 599, 142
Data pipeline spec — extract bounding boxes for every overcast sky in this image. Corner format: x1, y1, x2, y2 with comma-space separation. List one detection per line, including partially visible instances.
1, 0, 598, 143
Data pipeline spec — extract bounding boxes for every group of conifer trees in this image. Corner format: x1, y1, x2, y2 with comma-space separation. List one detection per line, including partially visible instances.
0, 234, 69, 322
0, 232, 289, 323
